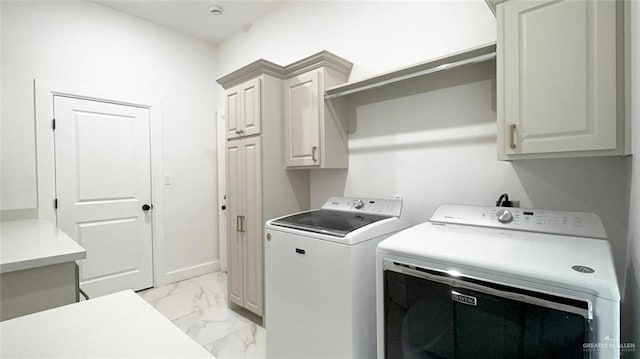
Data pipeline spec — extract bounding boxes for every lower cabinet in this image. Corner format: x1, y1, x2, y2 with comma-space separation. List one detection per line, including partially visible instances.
0, 262, 79, 321
226, 136, 263, 316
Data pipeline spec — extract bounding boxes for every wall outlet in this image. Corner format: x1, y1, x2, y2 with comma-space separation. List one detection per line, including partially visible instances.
393, 194, 403, 201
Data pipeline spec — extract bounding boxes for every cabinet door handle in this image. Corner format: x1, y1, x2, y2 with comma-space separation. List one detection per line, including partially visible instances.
312, 146, 318, 162
236, 216, 242, 232
241, 215, 246, 233
509, 124, 517, 149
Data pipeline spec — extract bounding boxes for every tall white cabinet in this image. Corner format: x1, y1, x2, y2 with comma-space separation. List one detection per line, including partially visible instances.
225, 137, 262, 313
217, 61, 310, 317
496, 0, 629, 159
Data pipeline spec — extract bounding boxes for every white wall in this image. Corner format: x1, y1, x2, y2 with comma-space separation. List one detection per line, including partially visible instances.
1, 1, 218, 282
217, 0, 633, 333
622, 0, 640, 349
216, 1, 496, 80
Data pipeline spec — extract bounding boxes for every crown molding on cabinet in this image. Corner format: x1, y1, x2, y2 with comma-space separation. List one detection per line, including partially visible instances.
217, 59, 286, 89
485, 0, 506, 16
283, 50, 353, 79
217, 51, 353, 89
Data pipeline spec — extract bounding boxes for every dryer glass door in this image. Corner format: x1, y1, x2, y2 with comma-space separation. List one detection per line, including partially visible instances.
383, 266, 590, 358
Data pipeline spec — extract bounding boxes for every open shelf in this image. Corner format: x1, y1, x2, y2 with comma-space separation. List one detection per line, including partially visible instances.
324, 42, 496, 100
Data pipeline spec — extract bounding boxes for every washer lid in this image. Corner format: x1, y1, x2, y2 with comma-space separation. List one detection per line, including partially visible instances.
269, 210, 392, 237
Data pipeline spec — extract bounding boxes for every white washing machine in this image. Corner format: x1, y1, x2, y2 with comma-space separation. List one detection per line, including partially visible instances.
376, 204, 620, 358
265, 197, 413, 359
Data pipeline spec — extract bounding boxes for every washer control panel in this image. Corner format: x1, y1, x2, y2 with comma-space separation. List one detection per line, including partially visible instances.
322, 197, 402, 217
430, 204, 607, 239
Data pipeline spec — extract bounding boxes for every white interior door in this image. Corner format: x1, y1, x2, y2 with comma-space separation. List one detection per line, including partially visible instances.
54, 96, 153, 298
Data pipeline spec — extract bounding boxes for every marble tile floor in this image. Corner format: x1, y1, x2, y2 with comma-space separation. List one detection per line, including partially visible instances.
136, 272, 266, 359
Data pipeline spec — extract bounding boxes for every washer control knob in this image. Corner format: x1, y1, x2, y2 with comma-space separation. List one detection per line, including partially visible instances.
353, 200, 365, 209
496, 209, 514, 224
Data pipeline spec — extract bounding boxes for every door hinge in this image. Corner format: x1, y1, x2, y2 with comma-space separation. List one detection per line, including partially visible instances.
54, 198, 58, 209
52, 118, 56, 130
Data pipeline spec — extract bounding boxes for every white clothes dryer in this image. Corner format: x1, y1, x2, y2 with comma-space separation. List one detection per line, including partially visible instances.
377, 204, 620, 358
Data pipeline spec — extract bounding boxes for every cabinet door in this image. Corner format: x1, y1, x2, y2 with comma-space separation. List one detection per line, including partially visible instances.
499, 0, 617, 156
240, 78, 262, 137
285, 70, 321, 167
226, 141, 244, 306
226, 86, 242, 140
241, 136, 263, 315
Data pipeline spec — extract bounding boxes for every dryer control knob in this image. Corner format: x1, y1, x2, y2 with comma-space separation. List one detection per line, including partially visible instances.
354, 200, 365, 209
496, 209, 514, 224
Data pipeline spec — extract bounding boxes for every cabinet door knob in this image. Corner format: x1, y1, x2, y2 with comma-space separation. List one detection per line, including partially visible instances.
509, 124, 517, 149
142, 204, 153, 211
221, 205, 226, 210
312, 146, 318, 162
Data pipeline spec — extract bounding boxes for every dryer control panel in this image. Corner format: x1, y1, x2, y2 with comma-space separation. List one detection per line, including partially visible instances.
322, 197, 402, 217
430, 204, 607, 239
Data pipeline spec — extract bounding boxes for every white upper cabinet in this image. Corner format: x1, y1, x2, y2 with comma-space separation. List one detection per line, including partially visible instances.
496, 0, 629, 159
283, 51, 352, 169
225, 77, 261, 139
285, 70, 321, 167
225, 86, 241, 139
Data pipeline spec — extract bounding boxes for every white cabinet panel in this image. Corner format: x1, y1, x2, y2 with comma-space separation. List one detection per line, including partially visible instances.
284, 59, 351, 169
285, 70, 320, 167
497, 0, 626, 159
241, 78, 262, 137
225, 137, 263, 316
241, 137, 263, 315
225, 87, 242, 140
225, 78, 261, 139
225, 141, 244, 306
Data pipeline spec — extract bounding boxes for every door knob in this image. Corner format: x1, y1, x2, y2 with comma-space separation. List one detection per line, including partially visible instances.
142, 204, 153, 211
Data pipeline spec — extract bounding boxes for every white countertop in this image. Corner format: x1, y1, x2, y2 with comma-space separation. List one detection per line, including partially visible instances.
0, 219, 86, 273
0, 290, 215, 358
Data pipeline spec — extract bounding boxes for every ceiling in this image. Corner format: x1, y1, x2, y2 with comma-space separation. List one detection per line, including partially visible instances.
93, 0, 285, 44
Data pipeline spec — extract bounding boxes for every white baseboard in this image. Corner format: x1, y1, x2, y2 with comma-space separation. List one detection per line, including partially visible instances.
159, 260, 220, 286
